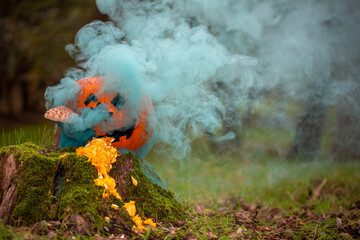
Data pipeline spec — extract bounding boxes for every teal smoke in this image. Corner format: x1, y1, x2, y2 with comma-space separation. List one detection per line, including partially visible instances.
45, 1, 254, 158
45, 0, 360, 159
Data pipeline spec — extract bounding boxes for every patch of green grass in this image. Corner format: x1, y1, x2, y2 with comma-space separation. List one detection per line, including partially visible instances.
1, 124, 54, 148
161, 212, 239, 239
148, 137, 360, 215
0, 222, 17, 239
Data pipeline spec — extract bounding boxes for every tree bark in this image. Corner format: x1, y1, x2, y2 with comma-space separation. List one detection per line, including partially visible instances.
331, 87, 360, 159
0, 154, 18, 222
288, 84, 327, 159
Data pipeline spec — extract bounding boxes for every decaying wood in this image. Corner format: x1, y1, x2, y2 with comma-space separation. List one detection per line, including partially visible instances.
63, 214, 92, 235
111, 154, 135, 198
0, 154, 18, 221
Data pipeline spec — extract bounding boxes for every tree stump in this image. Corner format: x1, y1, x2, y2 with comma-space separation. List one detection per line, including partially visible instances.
0, 143, 185, 235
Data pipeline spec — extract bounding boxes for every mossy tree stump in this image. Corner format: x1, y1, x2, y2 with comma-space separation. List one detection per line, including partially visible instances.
0, 143, 186, 235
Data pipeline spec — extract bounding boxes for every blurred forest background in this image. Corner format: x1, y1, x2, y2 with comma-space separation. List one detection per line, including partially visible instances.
0, 0, 104, 125
1, 0, 360, 161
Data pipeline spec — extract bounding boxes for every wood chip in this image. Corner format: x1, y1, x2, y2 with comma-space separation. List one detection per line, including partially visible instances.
195, 204, 205, 213
236, 227, 244, 235
336, 217, 342, 228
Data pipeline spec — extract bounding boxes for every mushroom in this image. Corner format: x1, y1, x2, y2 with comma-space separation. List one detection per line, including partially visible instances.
44, 106, 76, 151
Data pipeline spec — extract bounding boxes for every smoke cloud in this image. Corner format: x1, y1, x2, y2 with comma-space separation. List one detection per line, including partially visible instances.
176, 0, 360, 105
45, 0, 360, 158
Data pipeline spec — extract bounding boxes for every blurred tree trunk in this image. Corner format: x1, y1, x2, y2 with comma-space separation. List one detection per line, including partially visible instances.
288, 83, 327, 159
20, 80, 30, 112
331, 87, 360, 159
0, 35, 31, 117
207, 82, 256, 153
235, 88, 256, 147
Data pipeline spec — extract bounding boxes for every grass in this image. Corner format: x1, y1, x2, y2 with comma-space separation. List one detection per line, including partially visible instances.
1, 124, 54, 148
0, 222, 17, 239
148, 138, 360, 211
1, 121, 359, 239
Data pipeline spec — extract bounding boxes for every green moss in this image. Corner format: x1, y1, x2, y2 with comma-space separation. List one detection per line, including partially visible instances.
60, 186, 103, 218
59, 152, 97, 186
0, 143, 185, 233
0, 143, 107, 227
111, 153, 187, 222
8, 143, 59, 225
58, 152, 106, 226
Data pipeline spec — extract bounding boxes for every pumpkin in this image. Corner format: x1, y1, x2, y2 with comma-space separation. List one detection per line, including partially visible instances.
73, 76, 153, 151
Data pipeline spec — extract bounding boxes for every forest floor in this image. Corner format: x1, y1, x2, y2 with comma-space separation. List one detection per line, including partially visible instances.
0, 125, 359, 239
1, 195, 359, 239
1, 174, 359, 239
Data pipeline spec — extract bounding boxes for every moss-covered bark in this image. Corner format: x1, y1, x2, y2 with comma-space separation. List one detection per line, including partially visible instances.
0, 143, 59, 225
111, 153, 186, 222
0, 143, 186, 235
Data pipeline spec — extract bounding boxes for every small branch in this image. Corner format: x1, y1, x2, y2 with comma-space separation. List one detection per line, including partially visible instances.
252, 208, 259, 223
312, 224, 319, 240
52, 125, 61, 152
286, 190, 301, 206
309, 178, 327, 204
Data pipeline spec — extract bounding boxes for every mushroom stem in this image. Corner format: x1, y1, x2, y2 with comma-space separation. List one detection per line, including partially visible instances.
52, 125, 61, 152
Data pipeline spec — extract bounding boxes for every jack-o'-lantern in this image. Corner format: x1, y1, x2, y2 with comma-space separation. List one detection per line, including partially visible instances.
74, 76, 153, 151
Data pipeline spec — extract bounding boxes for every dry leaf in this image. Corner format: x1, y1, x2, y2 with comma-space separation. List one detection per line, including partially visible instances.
206, 231, 217, 239
336, 217, 342, 228
195, 204, 205, 213
111, 204, 119, 210
236, 227, 245, 235
131, 176, 138, 186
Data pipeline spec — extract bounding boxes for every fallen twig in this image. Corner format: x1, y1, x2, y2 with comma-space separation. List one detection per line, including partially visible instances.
52, 125, 61, 152
252, 208, 259, 223
309, 178, 327, 204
